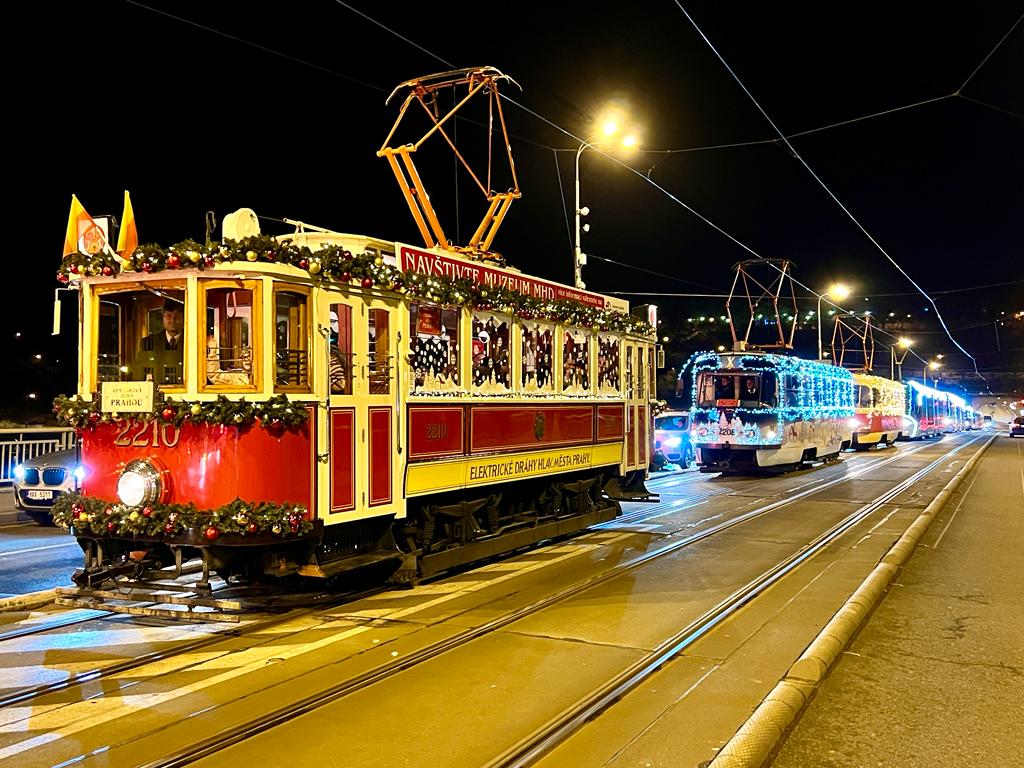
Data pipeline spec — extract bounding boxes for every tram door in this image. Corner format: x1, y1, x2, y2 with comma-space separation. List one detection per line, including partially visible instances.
325, 296, 402, 520
623, 342, 649, 472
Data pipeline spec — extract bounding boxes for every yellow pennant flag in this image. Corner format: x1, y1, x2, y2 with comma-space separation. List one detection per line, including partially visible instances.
116, 190, 138, 261
62, 194, 98, 259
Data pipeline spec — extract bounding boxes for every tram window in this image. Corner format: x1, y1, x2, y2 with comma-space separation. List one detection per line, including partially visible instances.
871, 387, 881, 408
522, 321, 554, 392
273, 289, 309, 390
648, 347, 656, 399
625, 346, 634, 399
472, 311, 511, 391
596, 334, 620, 393
409, 303, 460, 392
562, 329, 590, 392
368, 308, 390, 395
328, 303, 353, 396
96, 287, 187, 388
204, 284, 255, 389
857, 385, 872, 408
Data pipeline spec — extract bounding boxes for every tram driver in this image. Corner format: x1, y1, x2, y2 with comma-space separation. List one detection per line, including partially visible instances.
131, 298, 184, 385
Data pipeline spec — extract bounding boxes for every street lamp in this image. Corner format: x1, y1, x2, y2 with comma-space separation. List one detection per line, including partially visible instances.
891, 337, 913, 380
817, 283, 851, 360
574, 122, 638, 289
924, 360, 941, 386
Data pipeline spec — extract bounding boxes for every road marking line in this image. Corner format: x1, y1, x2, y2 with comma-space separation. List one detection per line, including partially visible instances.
932, 472, 980, 550
2, 542, 78, 557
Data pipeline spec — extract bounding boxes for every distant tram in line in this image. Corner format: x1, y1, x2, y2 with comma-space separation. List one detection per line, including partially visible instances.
687, 351, 856, 473
898, 379, 967, 439
849, 372, 906, 449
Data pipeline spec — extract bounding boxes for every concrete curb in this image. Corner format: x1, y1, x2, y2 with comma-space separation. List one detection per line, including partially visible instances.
708, 435, 996, 768
0, 589, 57, 613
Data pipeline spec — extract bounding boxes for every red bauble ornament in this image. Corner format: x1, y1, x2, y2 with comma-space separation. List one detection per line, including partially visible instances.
88, 411, 101, 423
161, 407, 176, 421
102, 266, 113, 276
265, 250, 276, 261
204, 255, 216, 267
167, 254, 181, 268
361, 277, 373, 289
142, 506, 153, 518
71, 502, 83, 515
104, 506, 114, 516
298, 258, 309, 269
164, 522, 175, 533
72, 509, 81, 520
70, 264, 80, 274
142, 262, 153, 273
340, 271, 351, 282
204, 526, 220, 540
247, 522, 259, 533
107, 521, 117, 531
57, 272, 70, 283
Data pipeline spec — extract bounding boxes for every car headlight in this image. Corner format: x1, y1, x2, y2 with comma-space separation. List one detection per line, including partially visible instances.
73, 466, 86, 482
117, 459, 164, 507
13, 464, 25, 481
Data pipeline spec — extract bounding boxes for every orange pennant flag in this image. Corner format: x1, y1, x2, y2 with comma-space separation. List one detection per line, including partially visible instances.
62, 194, 97, 259
116, 190, 138, 260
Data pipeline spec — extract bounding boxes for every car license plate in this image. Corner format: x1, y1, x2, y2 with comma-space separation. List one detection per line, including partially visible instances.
26, 490, 54, 500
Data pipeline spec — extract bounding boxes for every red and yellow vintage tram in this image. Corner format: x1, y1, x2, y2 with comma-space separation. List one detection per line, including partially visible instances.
53, 228, 656, 593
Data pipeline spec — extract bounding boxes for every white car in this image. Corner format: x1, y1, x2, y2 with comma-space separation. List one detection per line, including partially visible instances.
12, 448, 82, 526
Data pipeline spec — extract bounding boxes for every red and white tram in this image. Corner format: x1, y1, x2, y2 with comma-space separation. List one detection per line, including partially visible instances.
53, 230, 657, 591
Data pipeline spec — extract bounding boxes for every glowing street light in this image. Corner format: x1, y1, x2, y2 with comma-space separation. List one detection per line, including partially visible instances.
891, 337, 913, 380
817, 283, 852, 360
574, 112, 640, 289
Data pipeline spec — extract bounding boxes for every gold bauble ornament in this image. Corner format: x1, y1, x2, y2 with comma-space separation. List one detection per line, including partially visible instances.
246, 250, 258, 262
187, 250, 201, 263
308, 260, 322, 274
190, 404, 203, 416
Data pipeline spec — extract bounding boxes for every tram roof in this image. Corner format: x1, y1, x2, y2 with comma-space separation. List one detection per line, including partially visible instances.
692, 350, 855, 378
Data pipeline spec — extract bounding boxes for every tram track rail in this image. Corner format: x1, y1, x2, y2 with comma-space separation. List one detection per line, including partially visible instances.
0, 608, 112, 644
486, 433, 987, 767
134, 436, 975, 768
0, 585, 390, 710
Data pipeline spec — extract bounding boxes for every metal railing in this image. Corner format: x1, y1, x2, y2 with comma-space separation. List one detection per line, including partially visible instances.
0, 427, 77, 486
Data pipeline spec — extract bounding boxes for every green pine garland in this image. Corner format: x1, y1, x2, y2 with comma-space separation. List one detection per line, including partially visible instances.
53, 392, 308, 431
57, 234, 654, 336
53, 492, 313, 538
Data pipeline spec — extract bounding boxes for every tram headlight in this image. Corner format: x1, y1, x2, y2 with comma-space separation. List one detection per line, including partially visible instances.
663, 436, 682, 448
117, 459, 163, 507
847, 418, 862, 430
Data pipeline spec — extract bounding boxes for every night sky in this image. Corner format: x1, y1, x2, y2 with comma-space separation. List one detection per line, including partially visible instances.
7, 1, 1022, 411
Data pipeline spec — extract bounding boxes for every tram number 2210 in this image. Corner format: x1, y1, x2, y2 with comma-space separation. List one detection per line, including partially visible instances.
113, 418, 182, 448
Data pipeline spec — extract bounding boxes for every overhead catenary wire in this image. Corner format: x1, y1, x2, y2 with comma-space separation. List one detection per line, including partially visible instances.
668, 1, 1017, 391
127, 1, 1011, 391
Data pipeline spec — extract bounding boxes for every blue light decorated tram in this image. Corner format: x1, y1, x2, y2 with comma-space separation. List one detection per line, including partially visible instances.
688, 351, 856, 473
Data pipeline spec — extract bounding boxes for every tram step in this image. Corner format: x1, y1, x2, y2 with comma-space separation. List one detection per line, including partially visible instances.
297, 550, 405, 578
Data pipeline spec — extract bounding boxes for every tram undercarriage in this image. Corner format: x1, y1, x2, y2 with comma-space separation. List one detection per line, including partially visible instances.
65, 468, 625, 598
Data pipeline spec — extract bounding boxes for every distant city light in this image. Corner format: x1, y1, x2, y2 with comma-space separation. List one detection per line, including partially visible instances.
27, 393, 37, 399
14, 332, 21, 338
33, 354, 42, 360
